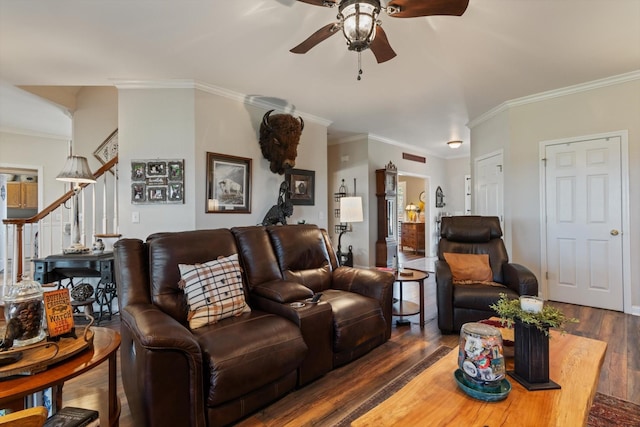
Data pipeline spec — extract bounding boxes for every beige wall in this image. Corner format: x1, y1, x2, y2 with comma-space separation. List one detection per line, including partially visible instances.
328, 136, 370, 267
0, 132, 67, 208
471, 77, 640, 312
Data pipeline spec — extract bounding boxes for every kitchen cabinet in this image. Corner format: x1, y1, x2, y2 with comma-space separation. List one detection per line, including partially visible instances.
7, 182, 38, 209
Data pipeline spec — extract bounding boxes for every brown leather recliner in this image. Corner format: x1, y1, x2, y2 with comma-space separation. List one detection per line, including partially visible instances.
436, 216, 538, 333
232, 224, 394, 371
114, 229, 308, 427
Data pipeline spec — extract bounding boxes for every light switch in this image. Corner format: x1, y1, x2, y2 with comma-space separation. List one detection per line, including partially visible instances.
132, 211, 140, 223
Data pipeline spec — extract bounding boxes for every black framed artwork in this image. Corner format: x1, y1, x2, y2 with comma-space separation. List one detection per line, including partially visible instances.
206, 152, 252, 213
285, 168, 315, 206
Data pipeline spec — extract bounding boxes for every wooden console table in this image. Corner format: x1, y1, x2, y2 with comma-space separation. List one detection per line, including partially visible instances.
0, 327, 121, 426
32, 252, 117, 324
353, 332, 607, 427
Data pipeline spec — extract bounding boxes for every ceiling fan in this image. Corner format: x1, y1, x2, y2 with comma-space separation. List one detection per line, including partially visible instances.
290, 0, 469, 65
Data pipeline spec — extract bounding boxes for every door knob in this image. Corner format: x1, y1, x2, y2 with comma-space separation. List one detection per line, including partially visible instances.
610, 229, 620, 236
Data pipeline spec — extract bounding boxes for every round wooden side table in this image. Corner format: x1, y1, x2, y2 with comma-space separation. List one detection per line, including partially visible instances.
0, 326, 121, 426
393, 268, 429, 328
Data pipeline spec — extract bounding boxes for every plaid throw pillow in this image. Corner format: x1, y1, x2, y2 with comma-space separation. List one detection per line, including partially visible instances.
178, 253, 250, 329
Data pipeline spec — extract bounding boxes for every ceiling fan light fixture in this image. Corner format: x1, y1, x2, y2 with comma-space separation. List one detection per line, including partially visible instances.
447, 140, 463, 149
340, 0, 380, 52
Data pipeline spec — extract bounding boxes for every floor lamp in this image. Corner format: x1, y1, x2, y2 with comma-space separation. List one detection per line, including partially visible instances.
337, 196, 363, 267
56, 155, 96, 254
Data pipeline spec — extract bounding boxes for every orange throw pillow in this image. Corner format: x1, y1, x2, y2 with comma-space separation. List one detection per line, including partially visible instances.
443, 253, 493, 282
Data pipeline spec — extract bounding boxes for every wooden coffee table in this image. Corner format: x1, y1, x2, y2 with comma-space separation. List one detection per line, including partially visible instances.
353, 332, 607, 427
0, 327, 121, 426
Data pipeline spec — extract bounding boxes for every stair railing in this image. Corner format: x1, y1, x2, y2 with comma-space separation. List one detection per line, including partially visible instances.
2, 156, 119, 285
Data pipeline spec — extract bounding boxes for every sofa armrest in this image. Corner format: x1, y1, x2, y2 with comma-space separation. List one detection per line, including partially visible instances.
502, 263, 539, 297
251, 280, 314, 303
332, 267, 394, 339
120, 303, 206, 427
435, 260, 455, 333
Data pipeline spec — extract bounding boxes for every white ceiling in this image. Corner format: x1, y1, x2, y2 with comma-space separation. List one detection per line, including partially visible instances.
0, 0, 639, 158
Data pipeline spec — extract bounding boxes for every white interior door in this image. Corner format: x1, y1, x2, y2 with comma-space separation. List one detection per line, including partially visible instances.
544, 136, 623, 311
475, 152, 503, 224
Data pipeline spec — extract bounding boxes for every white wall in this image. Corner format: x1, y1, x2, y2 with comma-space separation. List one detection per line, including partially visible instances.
195, 91, 328, 231
328, 136, 370, 267
470, 77, 640, 311
117, 87, 197, 240
0, 132, 68, 208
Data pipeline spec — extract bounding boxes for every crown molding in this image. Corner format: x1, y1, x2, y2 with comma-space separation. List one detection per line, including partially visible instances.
113, 79, 333, 127
469, 70, 640, 129
0, 126, 70, 141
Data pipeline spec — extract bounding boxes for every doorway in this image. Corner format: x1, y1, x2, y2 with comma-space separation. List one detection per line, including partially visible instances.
398, 172, 431, 258
540, 131, 630, 312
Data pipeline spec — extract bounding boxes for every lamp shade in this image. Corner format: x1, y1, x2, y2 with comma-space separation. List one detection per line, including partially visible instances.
405, 203, 417, 212
56, 156, 96, 183
340, 196, 364, 223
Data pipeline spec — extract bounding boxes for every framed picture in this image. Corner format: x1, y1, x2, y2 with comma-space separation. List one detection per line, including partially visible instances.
93, 129, 118, 165
286, 168, 315, 205
131, 159, 184, 204
206, 152, 251, 213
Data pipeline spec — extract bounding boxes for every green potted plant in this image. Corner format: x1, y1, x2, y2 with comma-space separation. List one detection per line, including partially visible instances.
490, 293, 578, 390
490, 293, 578, 336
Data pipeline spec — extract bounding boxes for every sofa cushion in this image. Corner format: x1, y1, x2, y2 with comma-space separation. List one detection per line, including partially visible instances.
320, 289, 386, 353
193, 310, 307, 406
178, 254, 250, 329
443, 252, 493, 282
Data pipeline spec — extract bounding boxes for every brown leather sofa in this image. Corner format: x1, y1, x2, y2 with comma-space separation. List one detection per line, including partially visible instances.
114, 224, 393, 427
436, 216, 538, 333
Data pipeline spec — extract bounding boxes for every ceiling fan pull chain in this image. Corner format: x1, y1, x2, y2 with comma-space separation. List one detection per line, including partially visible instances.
357, 51, 363, 81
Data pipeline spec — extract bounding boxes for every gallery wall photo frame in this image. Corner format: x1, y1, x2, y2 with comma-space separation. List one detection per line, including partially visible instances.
131, 159, 184, 204
93, 129, 118, 165
286, 168, 315, 206
206, 152, 252, 213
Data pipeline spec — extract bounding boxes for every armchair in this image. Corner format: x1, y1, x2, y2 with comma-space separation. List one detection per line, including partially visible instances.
435, 216, 538, 333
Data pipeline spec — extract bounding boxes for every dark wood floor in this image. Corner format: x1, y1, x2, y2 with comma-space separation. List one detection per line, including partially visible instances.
61, 268, 640, 426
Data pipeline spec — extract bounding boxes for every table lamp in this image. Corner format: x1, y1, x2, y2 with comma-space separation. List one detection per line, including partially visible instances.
337, 196, 363, 267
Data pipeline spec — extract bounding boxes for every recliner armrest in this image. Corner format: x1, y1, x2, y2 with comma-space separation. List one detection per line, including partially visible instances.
251, 280, 314, 303
502, 263, 539, 296
120, 303, 206, 427
332, 266, 394, 301
435, 260, 455, 333
332, 266, 394, 339
121, 303, 201, 355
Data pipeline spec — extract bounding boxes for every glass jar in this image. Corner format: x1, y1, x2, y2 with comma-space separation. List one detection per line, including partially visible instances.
458, 322, 505, 389
3, 275, 46, 347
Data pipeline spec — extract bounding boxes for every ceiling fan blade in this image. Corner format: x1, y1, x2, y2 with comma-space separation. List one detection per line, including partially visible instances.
296, 0, 338, 7
290, 22, 341, 54
369, 26, 397, 63
386, 0, 469, 18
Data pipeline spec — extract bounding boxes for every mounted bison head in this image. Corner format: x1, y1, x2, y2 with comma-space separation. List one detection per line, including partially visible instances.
259, 110, 304, 175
